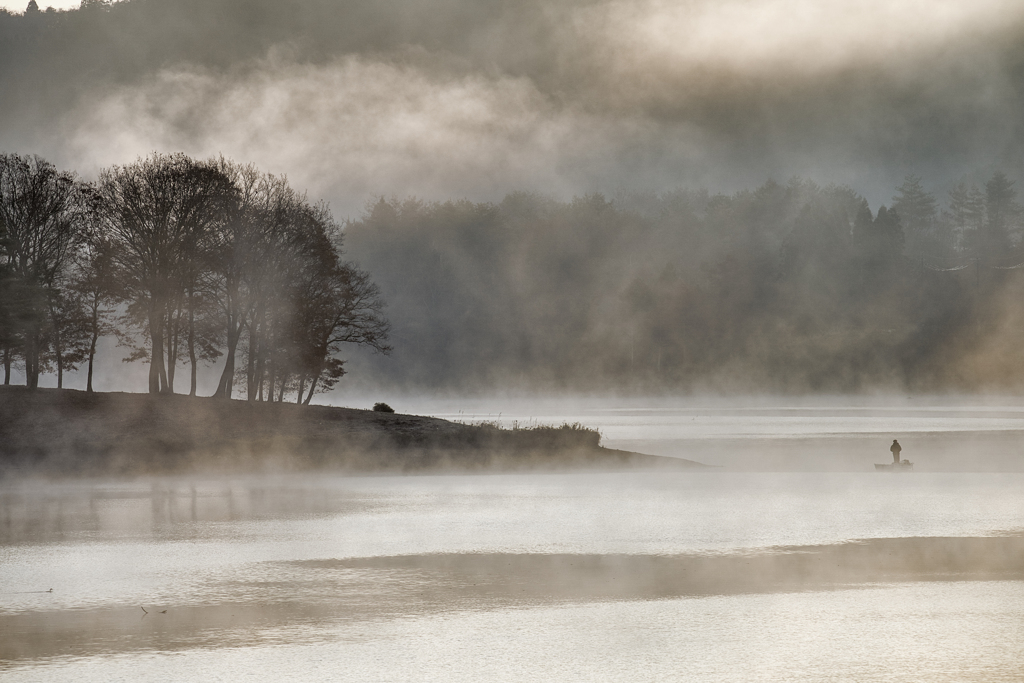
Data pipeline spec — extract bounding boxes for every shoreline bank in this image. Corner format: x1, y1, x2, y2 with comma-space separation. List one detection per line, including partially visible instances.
0, 387, 705, 477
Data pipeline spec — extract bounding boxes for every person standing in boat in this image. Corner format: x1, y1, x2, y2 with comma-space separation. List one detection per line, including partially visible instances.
890, 439, 902, 464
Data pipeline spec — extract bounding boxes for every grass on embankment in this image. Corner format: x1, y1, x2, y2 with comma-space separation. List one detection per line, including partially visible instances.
0, 386, 704, 476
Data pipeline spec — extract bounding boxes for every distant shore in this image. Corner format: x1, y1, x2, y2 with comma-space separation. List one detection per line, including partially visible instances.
0, 387, 705, 477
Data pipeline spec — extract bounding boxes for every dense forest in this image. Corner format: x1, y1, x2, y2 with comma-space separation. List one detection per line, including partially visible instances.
345, 175, 1024, 392
0, 152, 390, 400
4, 151, 1024, 394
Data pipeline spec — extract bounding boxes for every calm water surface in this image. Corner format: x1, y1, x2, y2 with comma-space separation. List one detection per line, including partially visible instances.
418, 398, 1024, 469
3, 402, 1024, 681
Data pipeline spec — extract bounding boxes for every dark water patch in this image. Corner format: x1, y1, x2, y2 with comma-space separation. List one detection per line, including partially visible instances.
0, 481, 386, 545
300, 535, 1024, 601
4, 535, 1022, 665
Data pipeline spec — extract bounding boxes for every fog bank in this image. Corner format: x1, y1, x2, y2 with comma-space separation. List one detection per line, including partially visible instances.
3, 0, 1024, 212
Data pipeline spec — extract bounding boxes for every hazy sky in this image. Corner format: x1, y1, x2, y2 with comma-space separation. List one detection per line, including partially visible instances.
1, 1, 78, 9
6, 0, 1024, 215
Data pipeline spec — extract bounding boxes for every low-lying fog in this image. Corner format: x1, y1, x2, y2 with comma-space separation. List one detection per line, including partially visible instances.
3, 395, 1024, 682
3, 468, 1024, 682
333, 393, 1024, 471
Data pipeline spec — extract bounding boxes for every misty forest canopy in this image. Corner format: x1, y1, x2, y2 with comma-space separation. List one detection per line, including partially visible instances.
345, 174, 1024, 392
0, 152, 390, 401
4, 150, 1024, 394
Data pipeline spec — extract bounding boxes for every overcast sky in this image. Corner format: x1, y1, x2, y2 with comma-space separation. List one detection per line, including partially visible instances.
6, 0, 1024, 215
1, 1, 78, 10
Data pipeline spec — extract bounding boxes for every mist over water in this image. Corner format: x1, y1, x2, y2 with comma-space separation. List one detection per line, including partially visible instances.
331, 393, 1024, 470
5, 406, 1024, 681
5, 1, 1024, 680
3, 465, 1024, 681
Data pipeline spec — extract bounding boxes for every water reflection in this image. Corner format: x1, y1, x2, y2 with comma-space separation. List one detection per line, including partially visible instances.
4, 536, 1024, 665
6, 581, 1022, 683
3, 473, 1024, 680
0, 480, 380, 544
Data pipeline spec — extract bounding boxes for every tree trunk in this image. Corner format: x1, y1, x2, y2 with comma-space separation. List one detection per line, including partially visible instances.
254, 338, 266, 402
3, 346, 10, 385
53, 308, 63, 389
216, 317, 242, 399
277, 372, 286, 402
265, 358, 275, 403
23, 341, 31, 387
188, 288, 197, 397
247, 309, 264, 402
86, 344, 96, 392
303, 374, 317, 405
25, 328, 39, 389
148, 302, 164, 394
86, 298, 98, 393
215, 338, 237, 399
24, 334, 31, 388
296, 375, 305, 405
166, 307, 177, 393
214, 283, 242, 399
246, 329, 257, 402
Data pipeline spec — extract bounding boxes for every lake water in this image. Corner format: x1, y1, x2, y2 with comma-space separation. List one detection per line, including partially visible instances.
3, 401, 1024, 681
412, 396, 1024, 470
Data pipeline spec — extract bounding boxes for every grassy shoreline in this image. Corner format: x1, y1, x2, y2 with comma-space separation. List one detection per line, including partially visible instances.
0, 386, 704, 477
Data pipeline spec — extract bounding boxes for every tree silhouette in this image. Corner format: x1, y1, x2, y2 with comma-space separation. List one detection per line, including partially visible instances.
892, 175, 936, 253
0, 154, 87, 388
95, 154, 236, 393
70, 233, 117, 392
945, 182, 985, 253
984, 171, 1019, 252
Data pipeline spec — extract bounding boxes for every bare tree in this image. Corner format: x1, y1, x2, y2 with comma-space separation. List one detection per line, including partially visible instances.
96, 154, 235, 393
292, 250, 391, 404
0, 154, 87, 388
0, 210, 15, 384
208, 164, 295, 399
70, 235, 117, 392
204, 167, 391, 403
1, 152, 389, 400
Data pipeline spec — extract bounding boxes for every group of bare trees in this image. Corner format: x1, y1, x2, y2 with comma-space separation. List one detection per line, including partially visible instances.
0, 152, 390, 401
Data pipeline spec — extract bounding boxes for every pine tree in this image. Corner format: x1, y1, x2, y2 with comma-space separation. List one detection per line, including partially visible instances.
984, 172, 1019, 252
891, 175, 936, 253
947, 182, 985, 253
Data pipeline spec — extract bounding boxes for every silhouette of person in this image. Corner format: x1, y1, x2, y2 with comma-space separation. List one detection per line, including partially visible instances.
890, 439, 902, 464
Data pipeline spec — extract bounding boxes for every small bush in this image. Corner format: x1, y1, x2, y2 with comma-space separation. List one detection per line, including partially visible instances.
372, 402, 395, 413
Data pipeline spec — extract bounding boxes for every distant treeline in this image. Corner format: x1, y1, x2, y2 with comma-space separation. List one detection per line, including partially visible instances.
5, 149, 1024, 395
345, 175, 1024, 392
0, 153, 389, 400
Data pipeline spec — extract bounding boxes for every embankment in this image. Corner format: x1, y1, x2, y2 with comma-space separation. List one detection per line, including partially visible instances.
0, 387, 704, 476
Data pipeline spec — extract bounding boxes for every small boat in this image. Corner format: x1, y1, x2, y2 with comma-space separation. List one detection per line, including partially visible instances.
875, 460, 914, 471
